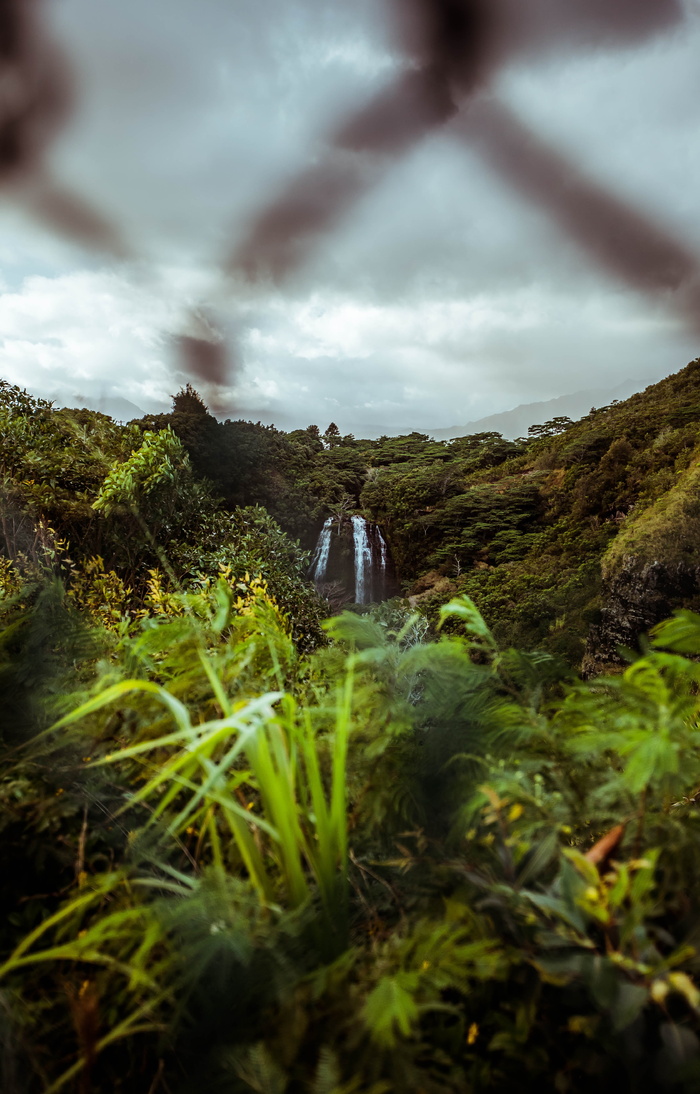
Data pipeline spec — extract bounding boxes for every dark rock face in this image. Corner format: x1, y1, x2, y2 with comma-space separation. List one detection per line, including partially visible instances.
322, 519, 357, 602
583, 557, 700, 675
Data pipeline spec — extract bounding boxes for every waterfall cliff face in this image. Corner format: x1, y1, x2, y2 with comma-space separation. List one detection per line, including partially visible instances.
310, 515, 395, 606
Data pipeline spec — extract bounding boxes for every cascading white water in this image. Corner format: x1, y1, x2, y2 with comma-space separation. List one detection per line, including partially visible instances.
310, 517, 332, 583
377, 525, 388, 585
351, 514, 373, 604
310, 514, 393, 603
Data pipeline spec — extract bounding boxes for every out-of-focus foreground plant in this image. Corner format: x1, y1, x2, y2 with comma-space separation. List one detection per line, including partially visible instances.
5, 592, 700, 1092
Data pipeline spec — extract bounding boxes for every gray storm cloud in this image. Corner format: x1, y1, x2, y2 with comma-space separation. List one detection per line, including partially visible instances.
1, 0, 699, 430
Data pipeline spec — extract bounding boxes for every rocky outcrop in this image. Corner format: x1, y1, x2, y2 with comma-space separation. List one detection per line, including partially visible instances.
583, 456, 700, 675
406, 569, 458, 610
582, 557, 700, 676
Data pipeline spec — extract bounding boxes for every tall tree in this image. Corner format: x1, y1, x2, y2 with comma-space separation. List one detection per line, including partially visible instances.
323, 422, 341, 449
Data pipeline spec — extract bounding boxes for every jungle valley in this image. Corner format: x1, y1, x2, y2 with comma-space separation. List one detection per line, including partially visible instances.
5, 360, 700, 1091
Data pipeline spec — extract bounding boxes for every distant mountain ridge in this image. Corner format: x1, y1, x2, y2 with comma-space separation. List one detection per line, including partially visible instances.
60, 394, 146, 422
429, 376, 659, 441
45, 376, 659, 438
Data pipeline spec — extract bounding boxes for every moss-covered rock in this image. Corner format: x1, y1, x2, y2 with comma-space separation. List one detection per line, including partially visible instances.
584, 457, 700, 673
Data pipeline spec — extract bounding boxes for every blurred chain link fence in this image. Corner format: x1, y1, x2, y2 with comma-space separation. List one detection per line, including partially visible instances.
1, 0, 698, 392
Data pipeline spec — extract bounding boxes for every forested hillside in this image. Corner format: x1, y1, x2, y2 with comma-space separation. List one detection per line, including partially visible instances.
124, 357, 700, 670
360, 358, 700, 669
5, 357, 700, 687
4, 362, 700, 1091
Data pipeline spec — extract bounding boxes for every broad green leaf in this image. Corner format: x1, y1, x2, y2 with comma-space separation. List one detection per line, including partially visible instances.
363, 974, 420, 1047
438, 595, 498, 650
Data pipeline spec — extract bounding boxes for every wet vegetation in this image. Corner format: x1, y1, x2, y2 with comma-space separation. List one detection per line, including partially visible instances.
5, 362, 700, 1090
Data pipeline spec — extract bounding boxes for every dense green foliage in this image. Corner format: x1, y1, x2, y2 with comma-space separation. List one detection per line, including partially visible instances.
353, 360, 700, 661
126, 358, 700, 666
6, 361, 700, 1091
5, 579, 700, 1092
0, 380, 325, 649
10, 355, 692, 672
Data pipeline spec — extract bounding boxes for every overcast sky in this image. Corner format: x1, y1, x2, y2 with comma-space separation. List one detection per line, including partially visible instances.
2, 0, 700, 433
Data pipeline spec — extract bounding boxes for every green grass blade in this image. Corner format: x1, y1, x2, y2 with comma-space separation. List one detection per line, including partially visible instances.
49, 680, 192, 735
198, 650, 233, 716
0, 874, 121, 980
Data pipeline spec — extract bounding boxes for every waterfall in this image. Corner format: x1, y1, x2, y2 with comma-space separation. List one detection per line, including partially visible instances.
351, 514, 373, 604
310, 517, 332, 582
377, 525, 388, 589
309, 514, 395, 604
